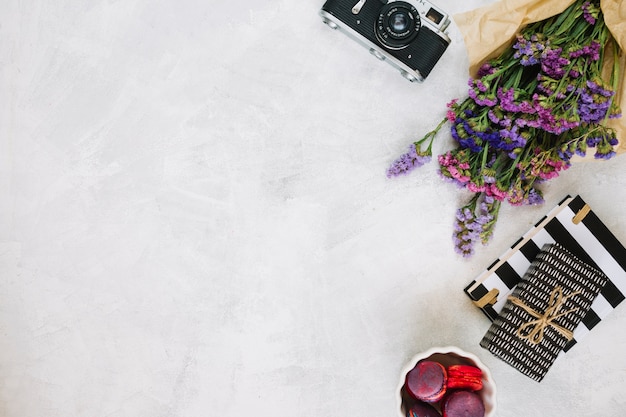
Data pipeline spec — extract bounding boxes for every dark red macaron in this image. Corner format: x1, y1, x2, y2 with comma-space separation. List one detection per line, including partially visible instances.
446, 364, 483, 391
405, 360, 447, 403
406, 401, 441, 417
442, 390, 485, 417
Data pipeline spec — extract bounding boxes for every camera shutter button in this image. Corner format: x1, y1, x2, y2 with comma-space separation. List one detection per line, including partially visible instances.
369, 48, 386, 61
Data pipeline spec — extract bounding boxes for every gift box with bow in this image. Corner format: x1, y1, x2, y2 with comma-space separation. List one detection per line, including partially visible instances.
480, 242, 608, 381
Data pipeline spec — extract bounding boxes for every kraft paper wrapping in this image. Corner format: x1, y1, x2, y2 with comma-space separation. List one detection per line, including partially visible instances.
454, 0, 626, 155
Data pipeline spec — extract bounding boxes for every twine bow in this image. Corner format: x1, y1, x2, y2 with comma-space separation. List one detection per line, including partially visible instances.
508, 286, 581, 345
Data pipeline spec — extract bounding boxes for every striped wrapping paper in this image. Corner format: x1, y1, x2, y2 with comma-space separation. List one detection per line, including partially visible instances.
465, 195, 626, 351
480, 243, 608, 382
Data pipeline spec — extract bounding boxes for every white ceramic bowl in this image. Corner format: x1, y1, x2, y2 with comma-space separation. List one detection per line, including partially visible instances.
396, 346, 497, 417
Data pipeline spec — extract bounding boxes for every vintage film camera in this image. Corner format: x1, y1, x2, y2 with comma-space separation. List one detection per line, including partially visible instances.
319, 0, 451, 82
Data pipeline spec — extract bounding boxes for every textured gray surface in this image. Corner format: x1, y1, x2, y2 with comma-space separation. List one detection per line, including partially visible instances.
1, 0, 626, 416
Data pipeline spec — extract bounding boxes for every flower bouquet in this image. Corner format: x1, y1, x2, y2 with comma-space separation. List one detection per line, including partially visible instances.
388, 0, 623, 257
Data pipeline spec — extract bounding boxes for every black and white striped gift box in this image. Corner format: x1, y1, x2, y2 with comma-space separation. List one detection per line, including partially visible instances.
465, 195, 626, 351
480, 242, 609, 382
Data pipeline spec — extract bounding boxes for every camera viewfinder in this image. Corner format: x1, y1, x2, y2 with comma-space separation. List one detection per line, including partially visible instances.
426, 8, 443, 24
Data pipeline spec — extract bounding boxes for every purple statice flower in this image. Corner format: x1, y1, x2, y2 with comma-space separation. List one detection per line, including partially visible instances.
453, 194, 500, 257
558, 144, 575, 162
514, 117, 538, 129
560, 136, 589, 160
582, 1, 597, 25
386, 144, 431, 177
479, 127, 503, 148
576, 80, 615, 124
536, 109, 556, 131
541, 48, 570, 79
575, 140, 587, 157
499, 117, 513, 128
513, 34, 546, 66
488, 109, 501, 125
586, 79, 615, 97
468, 78, 497, 107
468, 89, 498, 107
593, 131, 619, 160
518, 100, 536, 114
531, 95, 579, 134
450, 110, 485, 152
525, 188, 545, 205
461, 109, 505, 149
514, 118, 528, 128
532, 99, 560, 131
451, 111, 503, 154
577, 97, 610, 124
536, 80, 553, 96
477, 63, 496, 77
387, 116, 449, 179
586, 136, 602, 147
496, 88, 535, 114
453, 207, 480, 257
497, 87, 517, 112
584, 41, 601, 61
595, 147, 616, 160
499, 125, 527, 154
570, 41, 601, 61
536, 74, 569, 100
477, 195, 500, 243
470, 78, 488, 92
593, 149, 617, 160
452, 123, 483, 152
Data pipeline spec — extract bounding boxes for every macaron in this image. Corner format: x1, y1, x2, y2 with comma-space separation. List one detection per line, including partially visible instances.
442, 390, 485, 417
406, 401, 441, 417
446, 364, 483, 391
405, 360, 447, 403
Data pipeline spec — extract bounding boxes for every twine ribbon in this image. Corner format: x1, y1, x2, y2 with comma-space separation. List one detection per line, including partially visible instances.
508, 286, 581, 345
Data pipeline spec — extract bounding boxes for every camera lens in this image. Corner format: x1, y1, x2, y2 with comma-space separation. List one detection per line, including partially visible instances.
391, 12, 409, 33
376, 2, 420, 50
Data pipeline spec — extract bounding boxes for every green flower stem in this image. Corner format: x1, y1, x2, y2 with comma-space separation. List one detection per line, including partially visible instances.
609, 38, 622, 118
414, 116, 448, 154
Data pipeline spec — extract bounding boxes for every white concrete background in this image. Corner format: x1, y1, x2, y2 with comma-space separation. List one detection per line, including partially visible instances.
1, 0, 626, 416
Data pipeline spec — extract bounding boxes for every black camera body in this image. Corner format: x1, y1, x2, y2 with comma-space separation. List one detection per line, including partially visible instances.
320, 0, 451, 82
